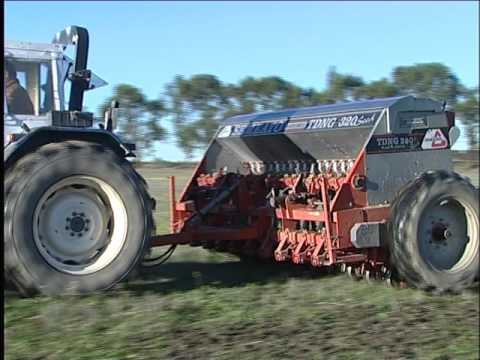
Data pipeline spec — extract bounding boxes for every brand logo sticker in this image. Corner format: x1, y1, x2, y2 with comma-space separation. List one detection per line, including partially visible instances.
421, 129, 448, 150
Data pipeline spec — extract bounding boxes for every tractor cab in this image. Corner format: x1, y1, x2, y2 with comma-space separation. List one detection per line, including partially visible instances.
4, 26, 107, 145
4, 42, 61, 121
4, 49, 54, 116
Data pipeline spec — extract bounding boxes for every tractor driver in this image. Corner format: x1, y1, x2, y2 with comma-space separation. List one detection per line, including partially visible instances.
4, 60, 34, 115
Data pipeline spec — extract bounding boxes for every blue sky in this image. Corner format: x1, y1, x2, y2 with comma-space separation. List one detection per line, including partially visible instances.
5, 1, 479, 158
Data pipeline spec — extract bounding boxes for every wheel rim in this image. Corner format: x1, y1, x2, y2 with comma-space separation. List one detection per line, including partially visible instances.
33, 176, 128, 275
418, 197, 478, 273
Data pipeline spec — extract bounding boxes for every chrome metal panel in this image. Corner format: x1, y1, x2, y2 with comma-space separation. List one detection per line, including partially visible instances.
388, 97, 443, 134
223, 96, 406, 126
365, 149, 452, 205
5, 41, 63, 60
4, 114, 51, 146
351, 222, 384, 248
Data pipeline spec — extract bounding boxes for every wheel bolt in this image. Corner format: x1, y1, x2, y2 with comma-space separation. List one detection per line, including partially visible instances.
66, 217, 71, 222
65, 226, 70, 230
77, 233, 82, 237
70, 232, 75, 237
80, 213, 85, 217
85, 219, 90, 223
85, 228, 89, 232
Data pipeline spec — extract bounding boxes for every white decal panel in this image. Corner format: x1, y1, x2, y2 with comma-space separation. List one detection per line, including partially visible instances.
217, 125, 233, 138
421, 128, 448, 150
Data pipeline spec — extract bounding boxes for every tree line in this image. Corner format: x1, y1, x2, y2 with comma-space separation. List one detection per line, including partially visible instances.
99, 63, 479, 160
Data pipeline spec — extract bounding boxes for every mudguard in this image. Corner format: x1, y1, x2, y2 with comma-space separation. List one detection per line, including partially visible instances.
4, 126, 135, 169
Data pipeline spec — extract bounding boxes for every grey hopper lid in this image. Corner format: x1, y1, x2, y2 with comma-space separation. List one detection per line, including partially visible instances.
223, 95, 409, 126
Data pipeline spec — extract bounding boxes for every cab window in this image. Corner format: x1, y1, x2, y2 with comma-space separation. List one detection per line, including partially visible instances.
4, 58, 53, 115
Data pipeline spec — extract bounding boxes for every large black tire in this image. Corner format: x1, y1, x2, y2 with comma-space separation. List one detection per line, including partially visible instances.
4, 141, 154, 296
388, 170, 479, 292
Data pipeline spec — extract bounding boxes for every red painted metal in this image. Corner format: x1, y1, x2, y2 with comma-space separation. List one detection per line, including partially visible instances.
333, 206, 389, 249
151, 232, 192, 246
275, 207, 326, 222
196, 170, 225, 187
178, 158, 205, 202
320, 176, 335, 265
446, 110, 455, 127
274, 229, 290, 261
151, 224, 260, 247
310, 234, 326, 267
154, 145, 391, 271
169, 176, 177, 233
176, 201, 195, 212
331, 150, 367, 212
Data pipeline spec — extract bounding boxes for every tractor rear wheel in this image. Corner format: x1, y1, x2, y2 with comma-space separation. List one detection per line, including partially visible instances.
4, 141, 153, 296
388, 170, 479, 292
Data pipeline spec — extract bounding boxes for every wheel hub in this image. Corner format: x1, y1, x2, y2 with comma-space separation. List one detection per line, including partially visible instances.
419, 198, 475, 272
432, 223, 450, 242
69, 215, 87, 233
33, 176, 128, 275
37, 189, 109, 261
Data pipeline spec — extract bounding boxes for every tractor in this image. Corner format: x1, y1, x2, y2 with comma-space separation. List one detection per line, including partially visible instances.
4, 26, 479, 296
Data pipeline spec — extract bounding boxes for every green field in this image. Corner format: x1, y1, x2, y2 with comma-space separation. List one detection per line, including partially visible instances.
4, 164, 479, 360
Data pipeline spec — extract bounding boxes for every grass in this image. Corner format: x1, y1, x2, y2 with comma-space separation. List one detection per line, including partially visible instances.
4, 165, 479, 360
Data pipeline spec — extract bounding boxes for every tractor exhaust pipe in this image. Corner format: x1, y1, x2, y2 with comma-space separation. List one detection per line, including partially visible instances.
53, 26, 90, 111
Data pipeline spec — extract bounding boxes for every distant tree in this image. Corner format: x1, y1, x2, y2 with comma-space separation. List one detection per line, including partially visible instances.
326, 66, 365, 101
456, 87, 479, 149
353, 79, 400, 100
166, 74, 231, 158
392, 63, 462, 105
232, 76, 312, 112
99, 84, 167, 160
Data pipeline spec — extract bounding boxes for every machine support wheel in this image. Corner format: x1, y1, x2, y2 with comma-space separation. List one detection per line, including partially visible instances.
4, 141, 153, 296
388, 170, 479, 292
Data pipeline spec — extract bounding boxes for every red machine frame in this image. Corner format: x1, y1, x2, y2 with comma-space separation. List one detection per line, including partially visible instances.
152, 148, 390, 272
